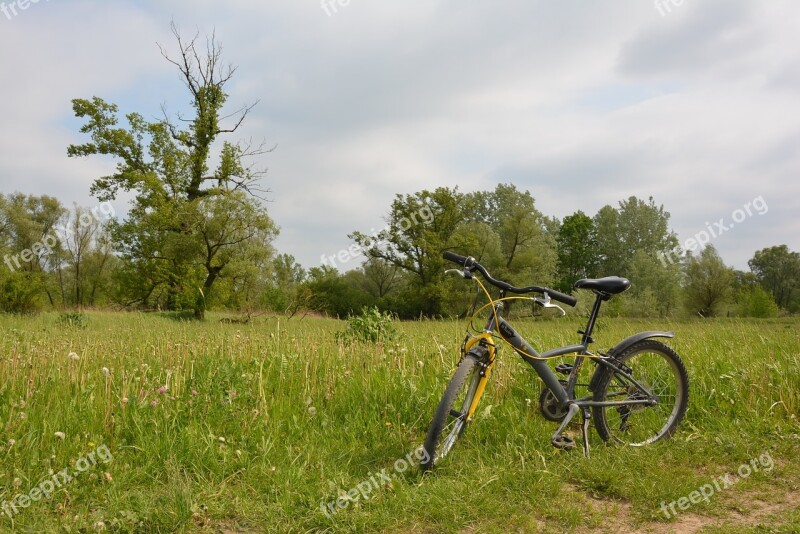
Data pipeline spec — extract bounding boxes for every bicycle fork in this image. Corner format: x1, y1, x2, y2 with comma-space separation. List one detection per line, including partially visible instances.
463, 335, 497, 422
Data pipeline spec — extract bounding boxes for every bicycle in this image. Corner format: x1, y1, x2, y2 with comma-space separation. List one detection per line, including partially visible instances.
420, 252, 689, 471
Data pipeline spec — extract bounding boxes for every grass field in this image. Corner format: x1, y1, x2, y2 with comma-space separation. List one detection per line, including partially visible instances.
0, 311, 798, 533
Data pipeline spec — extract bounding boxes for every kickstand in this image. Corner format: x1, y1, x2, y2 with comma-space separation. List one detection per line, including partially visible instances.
581, 408, 591, 458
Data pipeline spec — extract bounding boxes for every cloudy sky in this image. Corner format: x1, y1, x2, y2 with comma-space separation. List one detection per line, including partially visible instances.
1, 0, 798, 271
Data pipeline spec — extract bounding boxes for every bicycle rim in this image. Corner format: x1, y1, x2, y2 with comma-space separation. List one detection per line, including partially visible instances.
424, 357, 484, 468
441, 369, 481, 458
598, 345, 686, 445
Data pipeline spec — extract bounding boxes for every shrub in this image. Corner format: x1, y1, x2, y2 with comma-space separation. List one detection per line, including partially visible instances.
335, 306, 398, 344
0, 271, 43, 314
57, 311, 89, 329
737, 286, 779, 318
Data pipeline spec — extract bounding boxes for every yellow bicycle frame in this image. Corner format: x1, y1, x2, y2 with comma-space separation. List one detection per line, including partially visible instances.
462, 333, 497, 421
457, 278, 582, 424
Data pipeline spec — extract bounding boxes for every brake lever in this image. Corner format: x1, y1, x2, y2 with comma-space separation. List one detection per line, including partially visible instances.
445, 268, 473, 280
534, 293, 566, 317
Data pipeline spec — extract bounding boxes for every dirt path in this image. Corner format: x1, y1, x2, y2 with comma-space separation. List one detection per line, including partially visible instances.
577, 486, 800, 533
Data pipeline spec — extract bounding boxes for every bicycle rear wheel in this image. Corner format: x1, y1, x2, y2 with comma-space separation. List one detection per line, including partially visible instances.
421, 352, 485, 471
592, 340, 689, 445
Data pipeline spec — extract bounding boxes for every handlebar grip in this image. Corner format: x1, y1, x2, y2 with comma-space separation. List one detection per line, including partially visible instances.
545, 289, 578, 307
443, 251, 469, 266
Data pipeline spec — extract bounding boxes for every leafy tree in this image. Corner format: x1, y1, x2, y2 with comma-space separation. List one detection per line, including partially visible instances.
450, 184, 558, 316
684, 245, 734, 317
265, 253, 310, 317
304, 266, 374, 317
463, 184, 557, 287
737, 285, 779, 318
449, 221, 503, 269
593, 205, 621, 275
444, 221, 504, 315
593, 196, 680, 315
595, 196, 678, 277
350, 187, 462, 316
55, 204, 117, 308
626, 250, 681, 317
748, 245, 799, 310
556, 210, 598, 292
360, 257, 401, 298
68, 25, 276, 318
0, 193, 66, 312
273, 254, 306, 286
350, 184, 559, 317
193, 192, 277, 313
82, 229, 118, 308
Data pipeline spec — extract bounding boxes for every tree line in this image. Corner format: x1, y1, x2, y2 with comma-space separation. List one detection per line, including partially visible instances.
1, 185, 797, 319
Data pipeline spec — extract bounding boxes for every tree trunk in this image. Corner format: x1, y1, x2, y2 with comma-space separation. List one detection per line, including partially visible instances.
194, 265, 222, 320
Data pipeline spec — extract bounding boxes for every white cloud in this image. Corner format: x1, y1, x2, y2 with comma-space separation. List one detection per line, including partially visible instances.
0, 0, 798, 271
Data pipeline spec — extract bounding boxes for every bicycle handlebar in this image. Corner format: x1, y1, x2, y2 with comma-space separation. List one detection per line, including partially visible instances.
443, 251, 578, 307
443, 251, 470, 265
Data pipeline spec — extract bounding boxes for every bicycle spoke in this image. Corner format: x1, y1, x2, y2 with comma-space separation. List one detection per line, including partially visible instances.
594, 341, 688, 446
423, 355, 484, 469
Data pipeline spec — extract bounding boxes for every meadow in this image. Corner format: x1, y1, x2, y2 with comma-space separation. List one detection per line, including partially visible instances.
0, 311, 798, 533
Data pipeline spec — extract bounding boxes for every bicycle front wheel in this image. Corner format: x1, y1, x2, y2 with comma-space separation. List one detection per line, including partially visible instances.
592, 340, 689, 446
421, 353, 484, 471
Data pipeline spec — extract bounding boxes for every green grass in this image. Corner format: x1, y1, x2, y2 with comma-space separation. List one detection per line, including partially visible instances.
0, 312, 798, 532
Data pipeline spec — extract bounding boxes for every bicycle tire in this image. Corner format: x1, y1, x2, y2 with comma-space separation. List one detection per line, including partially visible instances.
592, 339, 689, 445
421, 352, 484, 471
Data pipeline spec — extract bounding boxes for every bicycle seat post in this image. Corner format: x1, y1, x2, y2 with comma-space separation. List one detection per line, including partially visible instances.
579, 292, 606, 346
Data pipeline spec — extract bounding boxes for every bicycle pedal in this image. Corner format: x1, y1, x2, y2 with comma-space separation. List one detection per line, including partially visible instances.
555, 363, 573, 375
550, 435, 576, 450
